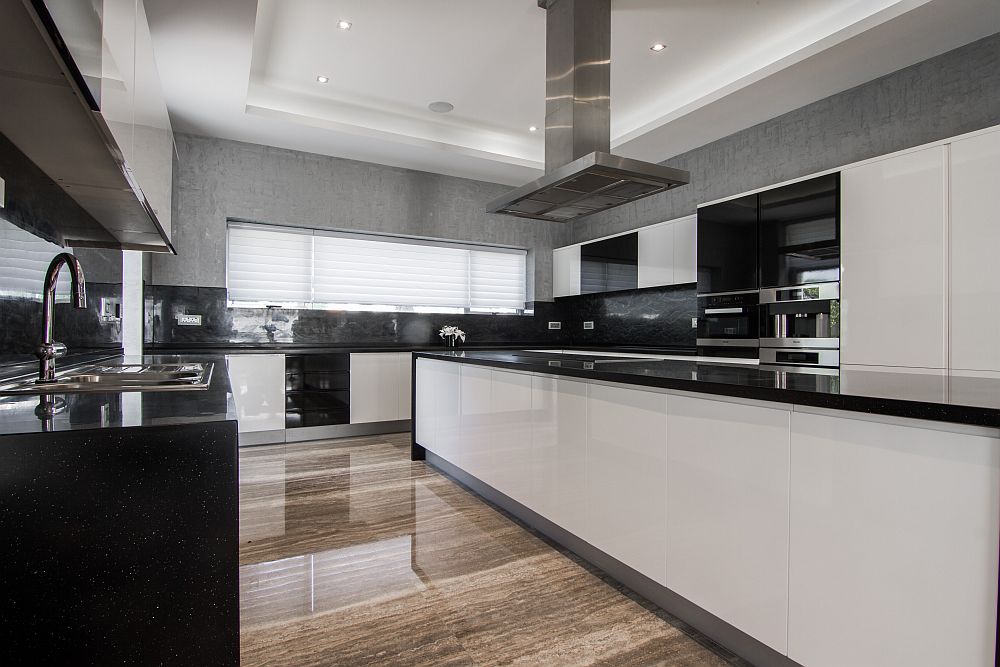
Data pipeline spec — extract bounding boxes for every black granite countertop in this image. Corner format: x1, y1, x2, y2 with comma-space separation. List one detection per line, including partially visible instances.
146, 343, 698, 356
414, 350, 1000, 428
0, 354, 236, 436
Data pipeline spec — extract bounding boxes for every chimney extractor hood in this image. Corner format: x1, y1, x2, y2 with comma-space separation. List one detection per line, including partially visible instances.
487, 0, 689, 223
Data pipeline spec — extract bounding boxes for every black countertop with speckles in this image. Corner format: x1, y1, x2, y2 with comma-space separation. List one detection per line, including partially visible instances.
0, 354, 236, 436
414, 350, 1000, 428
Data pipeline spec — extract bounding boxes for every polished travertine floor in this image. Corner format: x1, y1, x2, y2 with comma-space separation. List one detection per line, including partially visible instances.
239, 433, 746, 666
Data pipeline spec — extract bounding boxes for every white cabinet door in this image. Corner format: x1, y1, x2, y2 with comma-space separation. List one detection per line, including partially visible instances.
397, 353, 413, 419
350, 353, 399, 423
489, 370, 534, 507
841, 146, 948, 369
552, 246, 582, 297
665, 395, 791, 653
414, 359, 437, 450
638, 223, 675, 288
531, 376, 588, 537
225, 354, 285, 434
435, 361, 462, 462
788, 411, 1000, 667
586, 383, 668, 585
672, 215, 697, 284
951, 130, 1000, 372
459, 365, 492, 480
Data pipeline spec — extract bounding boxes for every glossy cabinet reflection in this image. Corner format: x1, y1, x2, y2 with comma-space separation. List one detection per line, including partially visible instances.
788, 411, 1000, 667
665, 395, 790, 652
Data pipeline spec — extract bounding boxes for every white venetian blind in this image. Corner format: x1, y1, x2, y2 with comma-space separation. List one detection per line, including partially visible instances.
313, 233, 469, 307
0, 220, 72, 299
227, 224, 312, 304
226, 223, 527, 311
470, 249, 526, 309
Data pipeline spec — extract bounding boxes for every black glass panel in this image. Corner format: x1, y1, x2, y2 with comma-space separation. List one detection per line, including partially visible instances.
285, 353, 350, 427
580, 233, 638, 294
759, 173, 840, 288
697, 194, 758, 294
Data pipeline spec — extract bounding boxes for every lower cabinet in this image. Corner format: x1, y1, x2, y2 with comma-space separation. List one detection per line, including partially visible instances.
587, 383, 668, 585
459, 365, 492, 481
665, 394, 791, 653
349, 352, 412, 423
787, 411, 1000, 667
417, 359, 461, 461
489, 370, 534, 507
225, 354, 285, 440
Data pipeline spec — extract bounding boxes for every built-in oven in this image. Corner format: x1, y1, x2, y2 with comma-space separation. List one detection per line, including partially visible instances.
696, 291, 760, 359
759, 283, 840, 369
759, 173, 840, 289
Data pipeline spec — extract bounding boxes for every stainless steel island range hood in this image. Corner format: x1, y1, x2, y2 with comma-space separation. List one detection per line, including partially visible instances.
487, 0, 689, 223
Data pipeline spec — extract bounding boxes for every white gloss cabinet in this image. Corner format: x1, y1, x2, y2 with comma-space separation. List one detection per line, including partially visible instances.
459, 365, 493, 480
489, 370, 534, 507
787, 411, 1000, 667
637, 223, 676, 288
530, 376, 589, 537
950, 129, 1000, 372
665, 395, 791, 653
840, 145, 948, 369
586, 383, 668, 585
671, 215, 697, 284
225, 354, 286, 441
349, 352, 412, 423
414, 359, 437, 450
552, 246, 581, 297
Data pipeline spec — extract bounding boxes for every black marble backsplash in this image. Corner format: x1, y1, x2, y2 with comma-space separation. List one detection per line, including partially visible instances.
145, 283, 697, 349
0, 282, 123, 363
147, 286, 573, 347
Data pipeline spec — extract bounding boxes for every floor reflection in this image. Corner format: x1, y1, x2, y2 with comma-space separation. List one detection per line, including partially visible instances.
238, 433, 745, 666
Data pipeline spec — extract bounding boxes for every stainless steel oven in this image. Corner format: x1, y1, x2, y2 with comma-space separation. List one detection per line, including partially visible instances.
759, 282, 840, 369
697, 291, 760, 359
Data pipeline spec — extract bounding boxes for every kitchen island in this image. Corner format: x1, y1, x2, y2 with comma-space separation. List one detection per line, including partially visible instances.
0, 354, 239, 666
412, 350, 1000, 667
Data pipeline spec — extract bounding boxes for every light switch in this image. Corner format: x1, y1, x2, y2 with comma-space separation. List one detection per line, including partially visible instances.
583, 321, 595, 330
548, 321, 562, 330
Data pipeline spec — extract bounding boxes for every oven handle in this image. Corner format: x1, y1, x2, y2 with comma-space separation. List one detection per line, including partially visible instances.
703, 307, 746, 315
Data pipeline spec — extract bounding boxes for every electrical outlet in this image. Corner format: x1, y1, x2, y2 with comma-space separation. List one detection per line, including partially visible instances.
176, 314, 202, 326
583, 321, 595, 330
548, 321, 561, 330
691, 317, 698, 328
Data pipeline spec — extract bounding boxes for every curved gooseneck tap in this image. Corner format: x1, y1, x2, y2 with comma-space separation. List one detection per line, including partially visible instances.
35, 253, 87, 382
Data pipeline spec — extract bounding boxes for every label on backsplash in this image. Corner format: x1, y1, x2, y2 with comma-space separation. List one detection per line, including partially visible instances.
176, 314, 202, 326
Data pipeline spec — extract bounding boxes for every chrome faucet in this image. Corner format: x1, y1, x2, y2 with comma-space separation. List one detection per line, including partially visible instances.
35, 253, 87, 383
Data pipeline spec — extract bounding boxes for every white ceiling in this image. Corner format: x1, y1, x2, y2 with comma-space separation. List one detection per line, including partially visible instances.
143, 0, 1000, 186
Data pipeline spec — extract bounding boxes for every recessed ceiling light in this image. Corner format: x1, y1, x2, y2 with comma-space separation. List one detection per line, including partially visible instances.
336, 19, 352, 30
650, 42, 667, 52
316, 75, 329, 84
529, 126, 538, 132
428, 101, 454, 113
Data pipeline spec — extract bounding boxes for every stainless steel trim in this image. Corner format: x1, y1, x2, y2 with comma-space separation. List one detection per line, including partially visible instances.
759, 337, 841, 349
703, 307, 746, 315
759, 363, 841, 376
697, 338, 760, 348
697, 289, 760, 298
759, 348, 840, 367
760, 282, 840, 304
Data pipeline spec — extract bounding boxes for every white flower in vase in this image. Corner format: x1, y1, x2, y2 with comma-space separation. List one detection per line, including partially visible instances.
438, 325, 467, 346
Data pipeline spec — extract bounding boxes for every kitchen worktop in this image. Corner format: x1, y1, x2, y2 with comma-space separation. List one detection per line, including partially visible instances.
147, 342, 699, 356
0, 354, 236, 436
414, 350, 1000, 428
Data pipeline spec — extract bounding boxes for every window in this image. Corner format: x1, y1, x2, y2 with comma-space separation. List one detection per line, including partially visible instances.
226, 222, 527, 313
0, 220, 73, 300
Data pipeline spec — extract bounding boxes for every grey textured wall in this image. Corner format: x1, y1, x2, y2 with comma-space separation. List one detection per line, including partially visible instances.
573, 32, 1000, 243
153, 135, 573, 301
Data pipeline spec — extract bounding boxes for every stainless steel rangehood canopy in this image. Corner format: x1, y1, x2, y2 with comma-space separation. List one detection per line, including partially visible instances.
488, 0, 688, 223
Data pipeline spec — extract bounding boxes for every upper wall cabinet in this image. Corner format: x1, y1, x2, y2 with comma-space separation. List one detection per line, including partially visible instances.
638, 215, 696, 288
552, 246, 582, 298
0, 0, 174, 251
950, 130, 1000, 373
840, 146, 947, 370
580, 233, 639, 294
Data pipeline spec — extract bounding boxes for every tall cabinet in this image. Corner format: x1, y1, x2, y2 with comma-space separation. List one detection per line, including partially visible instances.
840, 145, 948, 370
950, 130, 1000, 373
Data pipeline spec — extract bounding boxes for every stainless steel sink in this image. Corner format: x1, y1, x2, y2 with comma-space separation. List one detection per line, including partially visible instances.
0, 363, 214, 395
